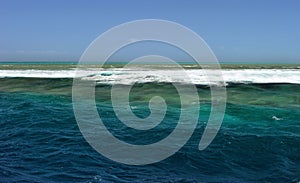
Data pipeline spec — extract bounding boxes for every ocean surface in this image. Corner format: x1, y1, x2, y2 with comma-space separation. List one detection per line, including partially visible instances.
0, 63, 299, 182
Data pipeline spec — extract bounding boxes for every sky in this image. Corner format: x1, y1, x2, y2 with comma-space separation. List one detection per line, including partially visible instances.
0, 0, 299, 63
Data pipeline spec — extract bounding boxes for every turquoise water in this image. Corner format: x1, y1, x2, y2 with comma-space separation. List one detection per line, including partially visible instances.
0, 76, 299, 182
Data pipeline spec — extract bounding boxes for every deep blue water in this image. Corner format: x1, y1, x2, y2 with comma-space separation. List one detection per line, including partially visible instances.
0, 81, 299, 182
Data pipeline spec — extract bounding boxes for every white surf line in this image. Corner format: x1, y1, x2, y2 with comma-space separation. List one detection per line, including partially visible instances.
0, 69, 299, 85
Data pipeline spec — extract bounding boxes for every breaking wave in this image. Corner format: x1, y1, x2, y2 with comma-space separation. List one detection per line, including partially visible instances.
0, 68, 299, 85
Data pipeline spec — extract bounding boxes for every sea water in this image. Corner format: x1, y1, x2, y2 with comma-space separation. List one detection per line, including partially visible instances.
0, 63, 299, 182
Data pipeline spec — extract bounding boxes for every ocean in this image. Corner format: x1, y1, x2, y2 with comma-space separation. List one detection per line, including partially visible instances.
0, 63, 299, 182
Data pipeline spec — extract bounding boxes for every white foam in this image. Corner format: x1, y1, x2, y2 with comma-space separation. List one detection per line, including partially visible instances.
272, 116, 282, 121
0, 70, 76, 78
82, 69, 300, 85
0, 69, 299, 85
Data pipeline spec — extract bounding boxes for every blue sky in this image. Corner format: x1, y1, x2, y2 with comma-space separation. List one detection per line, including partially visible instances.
0, 0, 299, 63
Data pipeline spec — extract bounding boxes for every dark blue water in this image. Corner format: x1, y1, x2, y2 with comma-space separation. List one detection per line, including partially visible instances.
0, 82, 299, 182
